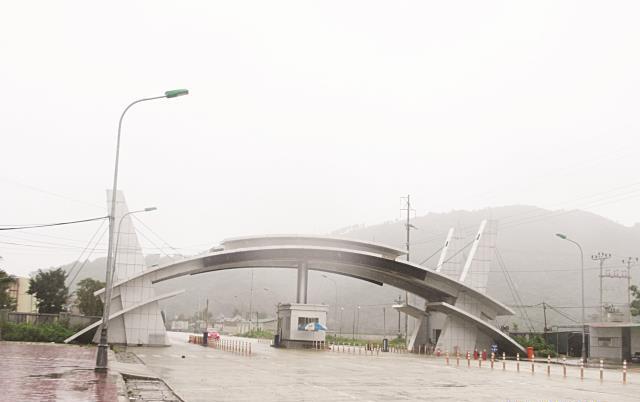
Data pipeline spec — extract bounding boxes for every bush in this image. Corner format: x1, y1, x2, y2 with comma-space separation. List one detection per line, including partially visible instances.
513, 335, 557, 357
0, 322, 75, 343
240, 329, 274, 339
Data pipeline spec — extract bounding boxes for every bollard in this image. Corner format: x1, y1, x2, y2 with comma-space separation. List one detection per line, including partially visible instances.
456, 352, 460, 367
516, 353, 520, 373
547, 355, 551, 376
376, 347, 379, 357
478, 356, 482, 368
623, 359, 627, 384
491, 352, 495, 370
531, 353, 535, 374
359, 346, 362, 355
249, 342, 252, 356
599, 359, 604, 382
502, 352, 506, 371
580, 359, 584, 380
563, 357, 567, 378
445, 352, 450, 366
467, 351, 471, 368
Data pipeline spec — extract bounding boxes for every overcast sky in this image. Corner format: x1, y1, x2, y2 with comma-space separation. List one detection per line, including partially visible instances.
2, 1, 640, 277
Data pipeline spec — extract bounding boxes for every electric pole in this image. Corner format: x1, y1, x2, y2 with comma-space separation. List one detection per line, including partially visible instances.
395, 295, 403, 338
542, 301, 548, 333
400, 195, 417, 345
248, 269, 254, 333
622, 257, 639, 321
591, 252, 611, 321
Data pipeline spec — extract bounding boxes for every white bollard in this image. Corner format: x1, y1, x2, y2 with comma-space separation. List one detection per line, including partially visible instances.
502, 352, 506, 371
547, 355, 551, 376
623, 359, 627, 384
563, 357, 566, 378
531, 353, 535, 374
600, 359, 604, 382
516, 353, 520, 373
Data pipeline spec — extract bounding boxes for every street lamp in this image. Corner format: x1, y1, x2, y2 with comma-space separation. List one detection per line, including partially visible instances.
555, 233, 587, 363
113, 207, 157, 267
356, 305, 361, 339
321, 274, 338, 334
96, 89, 189, 372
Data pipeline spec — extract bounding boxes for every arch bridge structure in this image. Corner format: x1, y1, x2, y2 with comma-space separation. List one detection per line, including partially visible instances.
66, 192, 525, 355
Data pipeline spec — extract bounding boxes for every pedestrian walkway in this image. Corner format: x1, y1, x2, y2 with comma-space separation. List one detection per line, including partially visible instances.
0, 341, 119, 402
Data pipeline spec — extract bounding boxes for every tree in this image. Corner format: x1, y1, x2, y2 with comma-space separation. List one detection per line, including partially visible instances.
75, 278, 104, 316
28, 268, 69, 313
0, 268, 16, 310
631, 285, 640, 317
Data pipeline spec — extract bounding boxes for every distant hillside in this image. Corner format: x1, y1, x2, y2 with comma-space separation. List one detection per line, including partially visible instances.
58, 205, 640, 334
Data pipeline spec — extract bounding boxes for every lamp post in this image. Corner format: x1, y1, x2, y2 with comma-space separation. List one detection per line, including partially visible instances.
321, 274, 338, 332
113, 207, 157, 268
356, 305, 361, 340
96, 89, 188, 372
555, 233, 587, 363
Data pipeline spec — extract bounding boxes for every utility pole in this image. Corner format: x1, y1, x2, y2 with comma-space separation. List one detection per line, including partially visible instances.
591, 252, 611, 321
204, 298, 209, 331
352, 308, 356, 341
395, 295, 403, 338
542, 301, 548, 333
248, 269, 254, 333
383, 307, 386, 339
622, 257, 639, 321
400, 195, 416, 345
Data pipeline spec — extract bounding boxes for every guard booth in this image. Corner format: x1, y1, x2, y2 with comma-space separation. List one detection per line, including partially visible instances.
276, 303, 328, 349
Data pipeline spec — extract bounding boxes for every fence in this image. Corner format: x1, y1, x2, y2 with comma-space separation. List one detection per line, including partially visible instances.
0, 310, 99, 328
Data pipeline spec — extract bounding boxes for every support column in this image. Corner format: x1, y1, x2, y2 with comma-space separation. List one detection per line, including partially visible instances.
296, 261, 308, 304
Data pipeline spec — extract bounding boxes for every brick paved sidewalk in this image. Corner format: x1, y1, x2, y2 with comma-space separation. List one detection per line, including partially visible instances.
0, 341, 120, 402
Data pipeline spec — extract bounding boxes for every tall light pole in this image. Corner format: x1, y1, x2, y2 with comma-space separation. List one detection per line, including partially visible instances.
321, 274, 338, 332
96, 89, 189, 372
555, 233, 587, 363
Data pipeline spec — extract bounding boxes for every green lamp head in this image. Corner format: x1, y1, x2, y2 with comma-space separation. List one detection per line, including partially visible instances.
164, 89, 189, 98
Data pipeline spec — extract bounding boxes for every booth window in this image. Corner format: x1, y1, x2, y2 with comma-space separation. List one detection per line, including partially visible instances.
297, 317, 318, 330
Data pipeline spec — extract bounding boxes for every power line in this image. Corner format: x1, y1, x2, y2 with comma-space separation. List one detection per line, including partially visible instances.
0, 216, 107, 231
66, 225, 109, 287
66, 219, 107, 283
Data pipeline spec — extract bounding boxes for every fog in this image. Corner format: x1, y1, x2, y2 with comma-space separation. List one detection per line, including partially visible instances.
2, 1, 640, 276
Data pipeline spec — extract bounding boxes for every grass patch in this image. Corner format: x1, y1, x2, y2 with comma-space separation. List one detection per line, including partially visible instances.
0, 322, 75, 343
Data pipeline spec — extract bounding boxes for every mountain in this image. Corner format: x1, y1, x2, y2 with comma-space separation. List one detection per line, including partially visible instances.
59, 205, 640, 334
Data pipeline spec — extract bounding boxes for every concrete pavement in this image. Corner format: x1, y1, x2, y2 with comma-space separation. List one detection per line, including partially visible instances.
128, 332, 640, 401
0, 341, 120, 402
